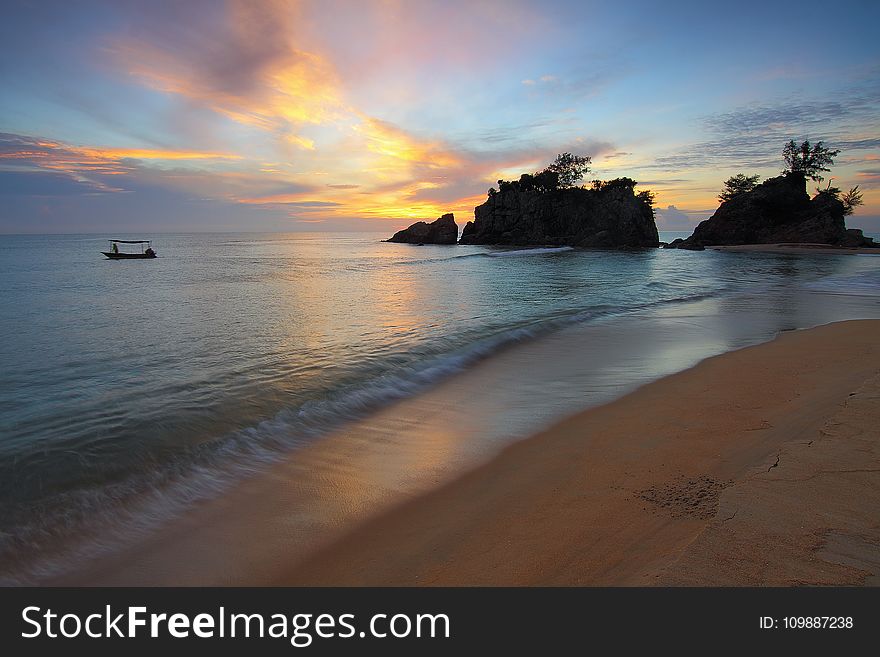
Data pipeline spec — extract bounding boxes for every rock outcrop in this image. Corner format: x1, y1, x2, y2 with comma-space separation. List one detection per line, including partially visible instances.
840, 228, 877, 248
459, 182, 659, 248
387, 213, 458, 244
666, 172, 875, 249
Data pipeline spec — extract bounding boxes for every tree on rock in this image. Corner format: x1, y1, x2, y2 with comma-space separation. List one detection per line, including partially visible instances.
814, 181, 863, 216
719, 173, 760, 202
842, 186, 863, 216
545, 153, 591, 188
782, 140, 840, 182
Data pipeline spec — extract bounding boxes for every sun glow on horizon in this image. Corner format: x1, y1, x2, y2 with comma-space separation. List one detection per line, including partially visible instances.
2, 0, 879, 232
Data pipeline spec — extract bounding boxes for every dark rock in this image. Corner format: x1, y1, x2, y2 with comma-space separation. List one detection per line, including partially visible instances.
667, 173, 861, 249
840, 228, 877, 248
664, 238, 704, 250
458, 184, 658, 248
387, 213, 458, 244
461, 220, 476, 241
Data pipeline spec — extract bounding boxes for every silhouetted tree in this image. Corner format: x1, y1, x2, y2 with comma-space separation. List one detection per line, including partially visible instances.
842, 186, 863, 216
544, 152, 591, 188
813, 182, 863, 216
636, 189, 655, 214
782, 140, 840, 182
589, 177, 638, 192
518, 173, 538, 191
719, 173, 760, 202
533, 169, 559, 193
493, 154, 592, 195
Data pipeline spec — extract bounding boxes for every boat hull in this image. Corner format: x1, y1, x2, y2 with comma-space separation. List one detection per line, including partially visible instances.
101, 252, 157, 259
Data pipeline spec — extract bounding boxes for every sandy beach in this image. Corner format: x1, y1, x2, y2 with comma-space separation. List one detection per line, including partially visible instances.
281, 319, 880, 586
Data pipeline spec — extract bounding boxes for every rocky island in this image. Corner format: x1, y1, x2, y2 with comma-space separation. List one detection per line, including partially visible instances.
666, 172, 874, 250
459, 154, 659, 248
386, 213, 458, 244
667, 140, 875, 250
386, 142, 873, 252
460, 177, 658, 248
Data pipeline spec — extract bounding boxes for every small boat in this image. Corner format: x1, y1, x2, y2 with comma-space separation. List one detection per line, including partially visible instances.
102, 240, 157, 259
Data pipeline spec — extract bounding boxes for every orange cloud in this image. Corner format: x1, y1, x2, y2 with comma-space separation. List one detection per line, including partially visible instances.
97, 1, 611, 223
78, 148, 241, 161
0, 134, 243, 194
113, 1, 343, 147
284, 135, 316, 151
355, 118, 460, 169
238, 170, 484, 223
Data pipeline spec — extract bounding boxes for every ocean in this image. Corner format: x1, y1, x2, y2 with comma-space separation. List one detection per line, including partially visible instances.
2, 231, 880, 583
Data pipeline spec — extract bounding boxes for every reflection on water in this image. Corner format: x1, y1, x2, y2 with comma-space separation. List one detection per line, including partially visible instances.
0, 232, 879, 582
64, 282, 880, 585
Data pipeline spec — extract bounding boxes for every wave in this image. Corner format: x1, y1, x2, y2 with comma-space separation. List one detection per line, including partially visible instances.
0, 287, 720, 584
803, 270, 880, 297
484, 246, 574, 257
394, 245, 576, 267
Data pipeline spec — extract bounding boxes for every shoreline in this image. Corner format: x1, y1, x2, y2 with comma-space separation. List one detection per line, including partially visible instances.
708, 243, 880, 255
38, 289, 880, 586
279, 320, 880, 586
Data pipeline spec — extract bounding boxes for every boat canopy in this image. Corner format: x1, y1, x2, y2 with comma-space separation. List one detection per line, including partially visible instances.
109, 239, 151, 243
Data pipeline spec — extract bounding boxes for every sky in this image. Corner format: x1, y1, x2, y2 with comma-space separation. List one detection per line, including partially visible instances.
1, 0, 879, 234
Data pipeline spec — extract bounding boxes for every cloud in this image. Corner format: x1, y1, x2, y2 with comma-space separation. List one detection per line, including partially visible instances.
110, 0, 345, 144
355, 117, 460, 169
468, 120, 562, 146
395, 138, 617, 210
0, 2, 628, 228
0, 132, 242, 196
857, 168, 880, 188
635, 178, 690, 186
637, 80, 880, 175
655, 205, 703, 230
704, 102, 848, 135
521, 66, 620, 103
244, 198, 342, 208
0, 132, 315, 207
836, 138, 880, 151
0, 133, 239, 166
100, 1, 501, 221
0, 170, 100, 196
698, 84, 879, 172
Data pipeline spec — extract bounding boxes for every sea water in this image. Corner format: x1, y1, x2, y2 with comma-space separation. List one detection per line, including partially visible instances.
1, 231, 879, 582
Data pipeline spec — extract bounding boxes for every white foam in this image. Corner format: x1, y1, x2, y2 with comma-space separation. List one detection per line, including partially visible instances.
486, 246, 574, 257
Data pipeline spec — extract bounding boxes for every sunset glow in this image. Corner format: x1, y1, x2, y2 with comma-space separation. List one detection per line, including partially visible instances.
1, 0, 878, 233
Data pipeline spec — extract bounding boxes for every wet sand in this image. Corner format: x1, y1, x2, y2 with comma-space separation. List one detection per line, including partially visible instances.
709, 243, 880, 255
281, 320, 880, 586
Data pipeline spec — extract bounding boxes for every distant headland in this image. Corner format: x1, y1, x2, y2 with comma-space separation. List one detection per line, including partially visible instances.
387, 141, 876, 251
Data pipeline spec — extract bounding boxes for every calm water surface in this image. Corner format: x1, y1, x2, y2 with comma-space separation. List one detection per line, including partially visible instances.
1, 231, 879, 581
